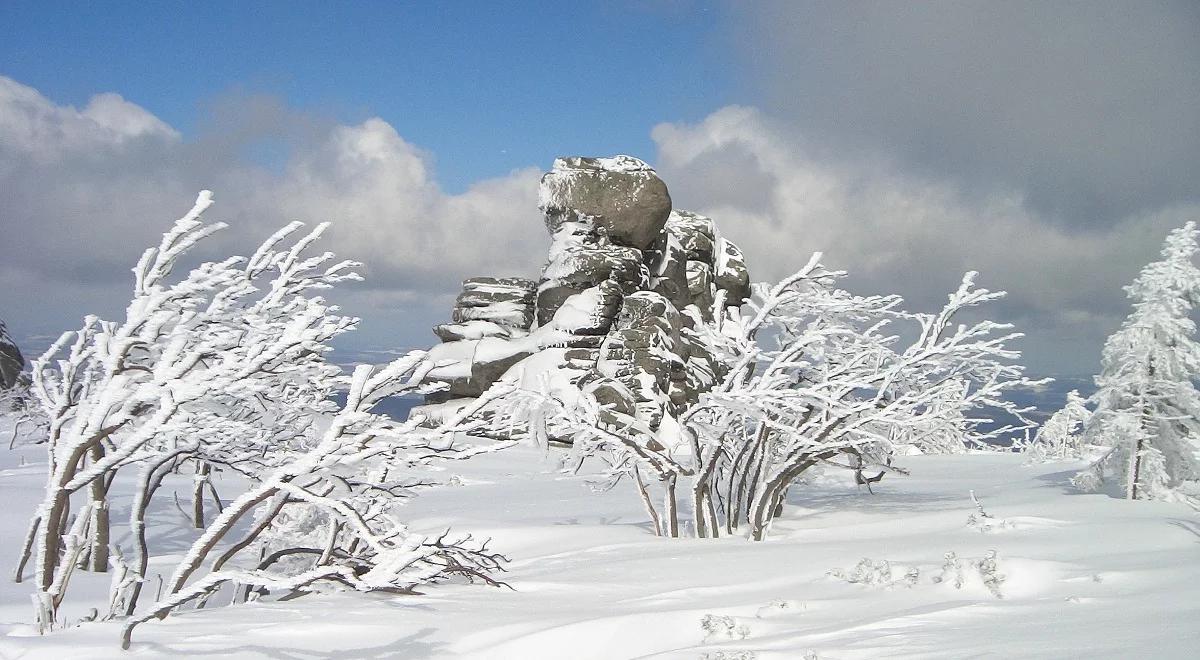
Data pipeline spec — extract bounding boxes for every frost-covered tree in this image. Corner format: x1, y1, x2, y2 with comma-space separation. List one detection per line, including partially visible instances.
505, 253, 1038, 540
1077, 222, 1200, 502
1, 377, 47, 450
1022, 390, 1090, 463
15, 192, 510, 640
118, 358, 513, 648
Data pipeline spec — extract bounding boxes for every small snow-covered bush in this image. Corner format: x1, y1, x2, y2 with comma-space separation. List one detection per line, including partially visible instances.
931, 550, 1006, 599
965, 490, 1012, 533
1022, 390, 1090, 463
830, 550, 1006, 598
700, 613, 751, 642
828, 558, 919, 589
1, 375, 47, 449
699, 613, 755, 660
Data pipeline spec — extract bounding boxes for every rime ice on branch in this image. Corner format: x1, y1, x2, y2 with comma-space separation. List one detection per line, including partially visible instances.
417, 156, 1039, 540
499, 255, 1042, 540
16, 192, 510, 643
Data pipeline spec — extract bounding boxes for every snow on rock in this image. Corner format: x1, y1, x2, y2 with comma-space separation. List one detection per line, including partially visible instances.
538, 155, 672, 250
448, 277, 537, 330
434, 320, 526, 343
714, 236, 751, 307
419, 155, 753, 436
0, 319, 23, 389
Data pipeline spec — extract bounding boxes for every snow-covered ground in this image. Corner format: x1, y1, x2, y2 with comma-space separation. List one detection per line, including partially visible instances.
1, 438, 1197, 659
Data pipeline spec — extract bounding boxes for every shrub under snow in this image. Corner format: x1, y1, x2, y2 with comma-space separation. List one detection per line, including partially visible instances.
12, 192, 511, 646
504, 253, 1040, 540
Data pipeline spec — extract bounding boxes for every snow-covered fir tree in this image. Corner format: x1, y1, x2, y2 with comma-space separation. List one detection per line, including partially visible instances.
1023, 390, 1090, 462
1079, 221, 1200, 502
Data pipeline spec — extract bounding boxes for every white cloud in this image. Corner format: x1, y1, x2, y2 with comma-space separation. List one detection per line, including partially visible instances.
0, 77, 179, 161
248, 118, 546, 286
652, 106, 1200, 375
0, 76, 547, 353
4, 74, 1194, 375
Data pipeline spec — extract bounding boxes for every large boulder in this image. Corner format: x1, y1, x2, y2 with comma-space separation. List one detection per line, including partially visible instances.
425, 338, 534, 400
540, 281, 624, 338
540, 242, 645, 293
616, 291, 679, 331
539, 156, 672, 250
0, 320, 23, 390
454, 277, 537, 309
433, 320, 523, 343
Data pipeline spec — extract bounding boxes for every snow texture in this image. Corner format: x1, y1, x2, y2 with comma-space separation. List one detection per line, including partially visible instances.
1, 443, 1197, 658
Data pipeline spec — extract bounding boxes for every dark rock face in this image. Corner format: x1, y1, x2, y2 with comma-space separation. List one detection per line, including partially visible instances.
539, 156, 672, 250
0, 320, 24, 390
416, 155, 753, 437
646, 233, 691, 313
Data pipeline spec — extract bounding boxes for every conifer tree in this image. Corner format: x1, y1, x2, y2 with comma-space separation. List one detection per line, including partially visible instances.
1082, 222, 1200, 501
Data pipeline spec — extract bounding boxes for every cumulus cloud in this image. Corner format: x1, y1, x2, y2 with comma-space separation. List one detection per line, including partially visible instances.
0, 76, 547, 353
3, 63, 1195, 375
652, 106, 1200, 375
733, 1, 1200, 227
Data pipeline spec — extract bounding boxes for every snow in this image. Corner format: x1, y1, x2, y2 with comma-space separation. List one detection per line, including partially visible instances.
2, 437, 1198, 658
500, 348, 588, 410
545, 286, 606, 334
538, 155, 656, 211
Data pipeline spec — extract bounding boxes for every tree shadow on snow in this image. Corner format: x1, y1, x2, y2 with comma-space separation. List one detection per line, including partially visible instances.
1032, 468, 1124, 498
552, 515, 645, 528
131, 625, 442, 659
783, 484, 963, 518
1169, 518, 1200, 543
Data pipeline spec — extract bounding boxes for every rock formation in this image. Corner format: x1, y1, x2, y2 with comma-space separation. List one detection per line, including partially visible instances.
416, 155, 751, 434
0, 319, 24, 390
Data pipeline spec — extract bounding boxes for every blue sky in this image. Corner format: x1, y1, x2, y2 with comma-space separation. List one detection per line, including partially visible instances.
1, 2, 1198, 375
1, 1, 736, 191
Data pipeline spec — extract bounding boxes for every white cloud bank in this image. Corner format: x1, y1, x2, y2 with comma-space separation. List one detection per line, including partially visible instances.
651, 106, 1200, 374
0, 76, 546, 352
2, 77, 1194, 374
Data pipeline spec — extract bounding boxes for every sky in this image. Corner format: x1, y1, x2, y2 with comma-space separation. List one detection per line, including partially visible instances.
1, 1, 1198, 376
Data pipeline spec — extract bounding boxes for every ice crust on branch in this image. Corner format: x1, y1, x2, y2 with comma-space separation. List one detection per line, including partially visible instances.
491, 249, 1040, 540
15, 192, 509, 644
413, 156, 1039, 541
